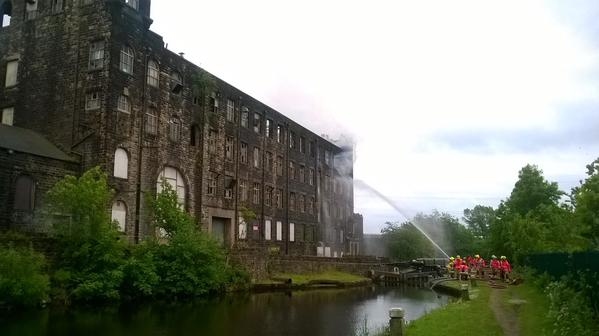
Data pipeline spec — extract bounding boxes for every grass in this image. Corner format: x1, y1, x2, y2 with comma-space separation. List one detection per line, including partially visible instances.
405, 285, 503, 336
504, 284, 552, 336
272, 271, 369, 285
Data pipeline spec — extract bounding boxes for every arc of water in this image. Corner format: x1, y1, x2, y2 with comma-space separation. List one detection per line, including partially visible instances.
354, 179, 450, 259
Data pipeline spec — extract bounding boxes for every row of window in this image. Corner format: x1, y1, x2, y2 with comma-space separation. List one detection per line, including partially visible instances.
238, 219, 314, 243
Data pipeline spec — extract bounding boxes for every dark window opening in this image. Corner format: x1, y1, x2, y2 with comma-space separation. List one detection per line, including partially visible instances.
14, 175, 35, 211
190, 124, 201, 146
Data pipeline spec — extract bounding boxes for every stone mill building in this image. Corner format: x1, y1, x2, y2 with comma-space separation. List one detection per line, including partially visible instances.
0, 0, 363, 257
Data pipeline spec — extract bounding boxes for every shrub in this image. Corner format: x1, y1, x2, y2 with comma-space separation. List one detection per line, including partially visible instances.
0, 246, 50, 307
546, 278, 599, 336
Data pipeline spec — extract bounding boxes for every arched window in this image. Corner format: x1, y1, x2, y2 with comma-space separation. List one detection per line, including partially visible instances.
144, 107, 157, 135
1, 1, 12, 27
156, 166, 186, 207
111, 201, 127, 232
120, 46, 134, 74
114, 148, 129, 179
147, 60, 159, 87
14, 175, 35, 211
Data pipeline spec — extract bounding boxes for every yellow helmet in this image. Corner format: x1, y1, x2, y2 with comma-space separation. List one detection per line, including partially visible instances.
491, 255, 497, 259
456, 255, 461, 259
501, 256, 506, 259
450, 257, 455, 260
475, 254, 480, 258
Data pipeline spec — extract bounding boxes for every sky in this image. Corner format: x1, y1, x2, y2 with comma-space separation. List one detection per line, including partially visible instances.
151, 0, 599, 234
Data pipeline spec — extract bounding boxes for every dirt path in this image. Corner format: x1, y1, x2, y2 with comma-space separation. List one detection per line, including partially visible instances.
489, 287, 520, 336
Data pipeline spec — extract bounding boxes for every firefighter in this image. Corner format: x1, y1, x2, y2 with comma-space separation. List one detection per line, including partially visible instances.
447, 257, 455, 277
474, 254, 486, 278
490, 255, 500, 279
500, 256, 512, 282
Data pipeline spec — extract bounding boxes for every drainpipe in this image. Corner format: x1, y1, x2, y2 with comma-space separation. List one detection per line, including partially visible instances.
285, 122, 290, 255
134, 45, 150, 244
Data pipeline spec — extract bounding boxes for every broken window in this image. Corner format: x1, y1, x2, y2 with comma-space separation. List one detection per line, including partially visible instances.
207, 172, 217, 196
309, 168, 314, 186
299, 165, 305, 183
1, 107, 14, 125
225, 136, 234, 160
226, 99, 235, 122
147, 60, 159, 87
266, 119, 273, 138
25, 0, 37, 20
168, 117, 181, 142
253, 147, 260, 168
265, 151, 273, 172
208, 129, 217, 152
113, 148, 128, 179
5, 59, 18, 87
308, 197, 314, 214
299, 195, 305, 213
117, 94, 131, 113
289, 161, 295, 180
88, 41, 104, 70
85, 92, 100, 110
240, 142, 248, 164
299, 136, 305, 153
171, 71, 183, 94
252, 183, 260, 204
51, 0, 64, 13
289, 131, 295, 149
239, 180, 247, 202
224, 176, 234, 199
253, 113, 261, 134
276, 189, 283, 208
14, 175, 35, 211
1, 1, 12, 27
145, 107, 157, 135
241, 107, 248, 127
289, 192, 296, 211
265, 186, 273, 207
120, 46, 134, 74
276, 155, 283, 176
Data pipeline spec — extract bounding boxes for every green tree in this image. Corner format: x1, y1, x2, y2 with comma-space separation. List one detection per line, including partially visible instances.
381, 221, 435, 261
463, 205, 495, 239
46, 167, 126, 303
410, 211, 476, 257
573, 157, 599, 247
0, 246, 50, 307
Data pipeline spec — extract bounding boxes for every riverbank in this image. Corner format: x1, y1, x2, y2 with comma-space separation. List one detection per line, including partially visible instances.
405, 280, 551, 336
252, 271, 372, 291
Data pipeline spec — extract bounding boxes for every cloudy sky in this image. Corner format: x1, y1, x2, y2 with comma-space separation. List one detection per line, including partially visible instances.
152, 0, 599, 233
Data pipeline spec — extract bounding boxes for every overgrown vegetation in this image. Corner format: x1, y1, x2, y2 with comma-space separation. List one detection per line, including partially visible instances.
0, 245, 50, 308
0, 167, 247, 308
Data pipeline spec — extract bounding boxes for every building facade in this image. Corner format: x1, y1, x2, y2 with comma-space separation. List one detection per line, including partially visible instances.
0, 0, 362, 256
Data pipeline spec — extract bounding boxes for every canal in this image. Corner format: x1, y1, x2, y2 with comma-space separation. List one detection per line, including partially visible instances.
0, 286, 449, 336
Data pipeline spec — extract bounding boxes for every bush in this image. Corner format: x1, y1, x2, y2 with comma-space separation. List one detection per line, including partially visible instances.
546, 279, 599, 336
0, 246, 50, 307
46, 167, 126, 303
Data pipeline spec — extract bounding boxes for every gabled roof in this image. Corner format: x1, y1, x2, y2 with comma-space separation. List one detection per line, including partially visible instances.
0, 124, 77, 163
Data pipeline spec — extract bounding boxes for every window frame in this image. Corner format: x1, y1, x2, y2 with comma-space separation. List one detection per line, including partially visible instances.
120, 46, 135, 74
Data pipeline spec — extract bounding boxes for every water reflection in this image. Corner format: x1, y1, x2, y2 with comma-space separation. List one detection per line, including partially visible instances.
0, 286, 449, 336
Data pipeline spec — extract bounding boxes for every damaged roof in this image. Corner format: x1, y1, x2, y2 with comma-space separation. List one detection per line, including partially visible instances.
0, 124, 78, 163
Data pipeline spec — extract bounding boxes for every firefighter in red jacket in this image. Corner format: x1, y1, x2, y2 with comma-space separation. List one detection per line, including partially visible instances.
474, 254, 486, 278
490, 255, 500, 279
500, 256, 511, 281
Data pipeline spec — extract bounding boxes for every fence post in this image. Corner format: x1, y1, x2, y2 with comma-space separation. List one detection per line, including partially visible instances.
389, 307, 404, 336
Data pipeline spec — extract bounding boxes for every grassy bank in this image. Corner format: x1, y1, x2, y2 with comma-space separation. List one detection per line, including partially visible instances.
273, 271, 369, 285
404, 281, 550, 336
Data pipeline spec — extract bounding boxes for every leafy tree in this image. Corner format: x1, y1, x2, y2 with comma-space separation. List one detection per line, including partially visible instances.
409, 211, 477, 257
46, 167, 126, 303
0, 246, 50, 307
463, 205, 494, 239
381, 221, 435, 261
573, 158, 599, 247
503, 164, 563, 217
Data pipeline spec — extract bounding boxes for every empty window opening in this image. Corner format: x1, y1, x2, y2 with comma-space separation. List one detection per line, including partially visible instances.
226, 99, 235, 122
240, 142, 248, 164
208, 129, 217, 152
117, 94, 131, 113
241, 107, 249, 127
113, 148, 129, 179
85, 92, 100, 110
252, 183, 260, 204
2, 106, 14, 125
225, 136, 234, 160
14, 175, 35, 211
111, 201, 127, 232
191, 124, 201, 147
1, 1, 12, 27
171, 72, 182, 94
51, 0, 64, 13
207, 172, 217, 196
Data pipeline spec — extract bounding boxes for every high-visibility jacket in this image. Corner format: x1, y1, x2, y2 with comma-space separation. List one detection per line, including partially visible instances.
500, 260, 511, 272
475, 258, 486, 268
455, 258, 463, 268
491, 259, 500, 270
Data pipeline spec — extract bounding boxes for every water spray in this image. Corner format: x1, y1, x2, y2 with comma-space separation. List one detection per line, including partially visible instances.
354, 179, 450, 259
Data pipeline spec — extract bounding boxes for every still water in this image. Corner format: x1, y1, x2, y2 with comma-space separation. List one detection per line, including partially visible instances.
0, 286, 449, 336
